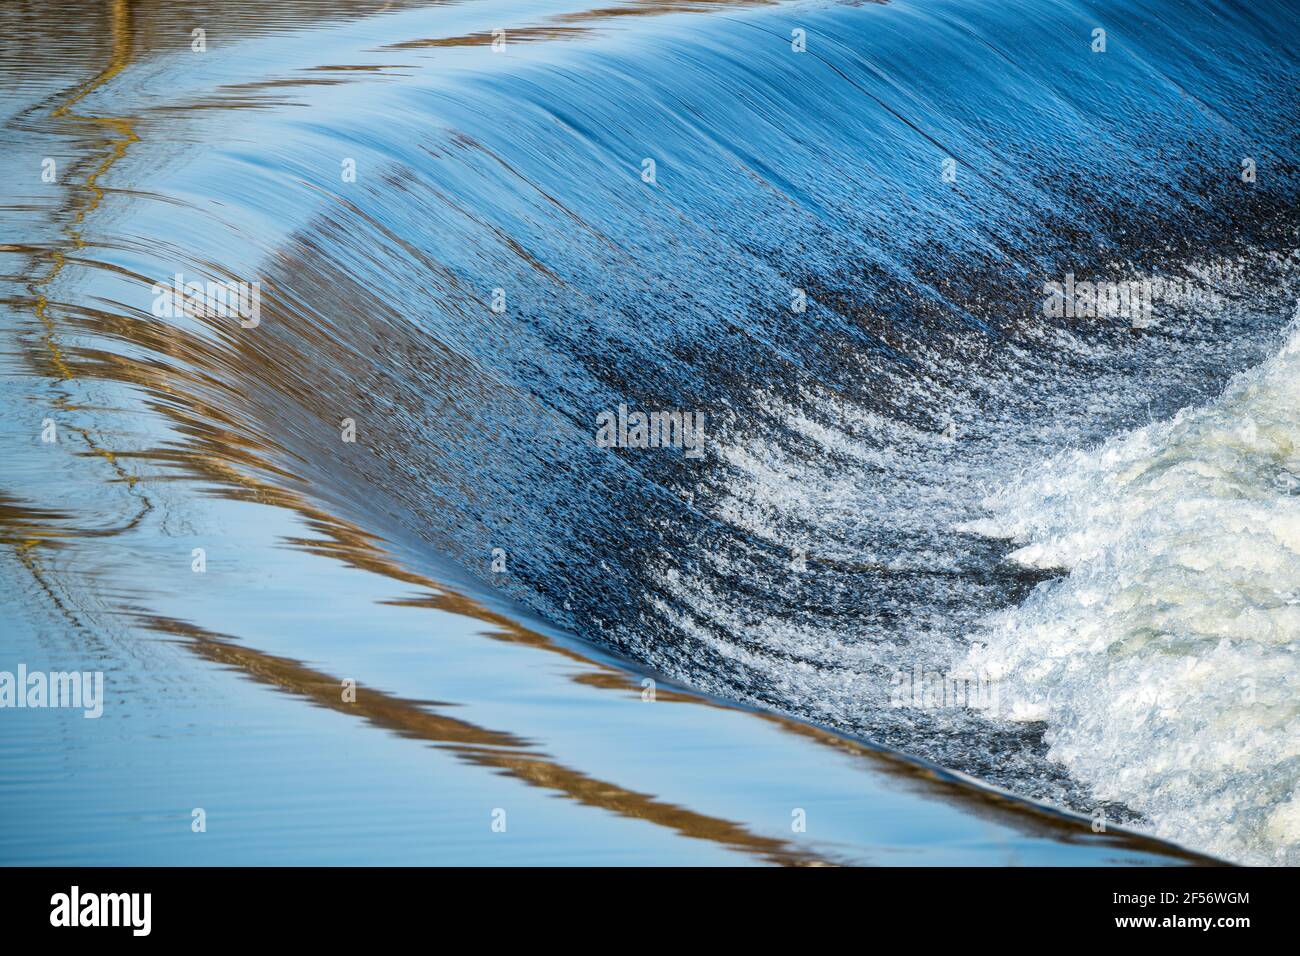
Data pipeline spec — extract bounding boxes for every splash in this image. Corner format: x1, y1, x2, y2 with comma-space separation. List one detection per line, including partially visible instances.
959, 302, 1300, 865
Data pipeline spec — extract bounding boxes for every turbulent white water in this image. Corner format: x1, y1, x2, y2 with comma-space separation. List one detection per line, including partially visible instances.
959, 302, 1300, 865
631, 248, 1300, 861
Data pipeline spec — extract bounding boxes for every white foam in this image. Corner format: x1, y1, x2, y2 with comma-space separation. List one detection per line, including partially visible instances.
960, 303, 1300, 864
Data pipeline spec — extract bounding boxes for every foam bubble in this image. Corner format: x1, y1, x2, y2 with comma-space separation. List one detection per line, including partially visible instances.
962, 304, 1300, 864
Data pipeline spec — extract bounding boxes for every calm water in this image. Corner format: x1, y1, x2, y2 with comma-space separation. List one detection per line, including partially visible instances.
2, 0, 1297, 865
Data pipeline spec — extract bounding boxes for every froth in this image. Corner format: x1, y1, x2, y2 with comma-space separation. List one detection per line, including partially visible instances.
960, 304, 1300, 864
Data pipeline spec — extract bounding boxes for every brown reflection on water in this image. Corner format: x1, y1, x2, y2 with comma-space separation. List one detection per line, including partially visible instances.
379, 1, 780, 50
138, 612, 834, 866
1, 0, 456, 73
2, 0, 797, 77
6, 0, 151, 570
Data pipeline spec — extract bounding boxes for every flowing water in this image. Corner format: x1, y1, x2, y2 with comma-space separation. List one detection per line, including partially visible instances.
1, 0, 1298, 865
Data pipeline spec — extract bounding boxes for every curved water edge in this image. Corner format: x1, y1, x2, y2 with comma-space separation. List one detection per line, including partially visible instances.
2, 0, 1298, 863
